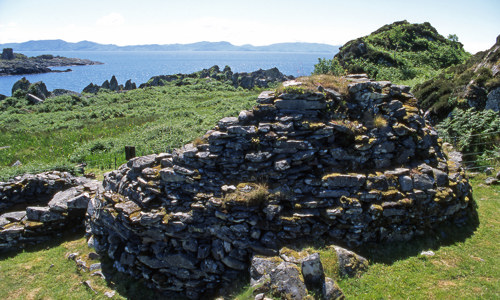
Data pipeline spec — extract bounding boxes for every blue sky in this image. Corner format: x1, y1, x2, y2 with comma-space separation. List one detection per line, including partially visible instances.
0, 0, 498, 53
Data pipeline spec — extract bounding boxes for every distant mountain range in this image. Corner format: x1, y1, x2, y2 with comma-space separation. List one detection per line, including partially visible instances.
0, 40, 340, 53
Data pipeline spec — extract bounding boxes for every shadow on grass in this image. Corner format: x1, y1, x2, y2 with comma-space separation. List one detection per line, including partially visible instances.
97, 257, 166, 300
354, 209, 480, 265
0, 227, 86, 259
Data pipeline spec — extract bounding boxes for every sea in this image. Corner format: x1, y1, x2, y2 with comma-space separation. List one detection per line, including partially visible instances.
0, 51, 336, 96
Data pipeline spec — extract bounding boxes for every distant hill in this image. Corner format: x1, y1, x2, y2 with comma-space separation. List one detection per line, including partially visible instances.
314, 20, 470, 85
0, 40, 340, 53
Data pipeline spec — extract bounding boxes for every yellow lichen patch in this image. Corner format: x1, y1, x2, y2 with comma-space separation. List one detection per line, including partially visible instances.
24, 221, 44, 229
403, 104, 419, 114
340, 196, 359, 206
162, 213, 172, 225
381, 189, 400, 198
301, 121, 325, 130
129, 211, 141, 223
279, 215, 301, 222
435, 188, 453, 203
373, 114, 388, 128
398, 198, 413, 206
110, 193, 126, 203
321, 172, 342, 181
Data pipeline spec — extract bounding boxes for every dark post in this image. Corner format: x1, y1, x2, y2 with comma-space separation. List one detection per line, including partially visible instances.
125, 146, 136, 160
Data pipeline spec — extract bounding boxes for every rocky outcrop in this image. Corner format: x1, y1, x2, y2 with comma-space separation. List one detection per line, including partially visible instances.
11, 77, 51, 101
414, 34, 500, 121
1, 48, 15, 60
86, 76, 475, 299
0, 50, 102, 76
11, 77, 31, 95
485, 87, 500, 112
250, 245, 367, 299
140, 65, 293, 89
0, 171, 102, 252
83, 76, 137, 94
249, 246, 356, 299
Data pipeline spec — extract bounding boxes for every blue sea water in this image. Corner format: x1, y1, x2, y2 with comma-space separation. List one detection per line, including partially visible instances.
0, 51, 336, 96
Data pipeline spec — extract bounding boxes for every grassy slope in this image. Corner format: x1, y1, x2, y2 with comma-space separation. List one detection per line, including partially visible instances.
0, 79, 261, 180
0, 177, 497, 299
315, 21, 470, 87
412, 39, 500, 119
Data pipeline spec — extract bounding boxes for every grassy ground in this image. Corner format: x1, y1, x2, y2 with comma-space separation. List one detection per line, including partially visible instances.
0, 176, 497, 299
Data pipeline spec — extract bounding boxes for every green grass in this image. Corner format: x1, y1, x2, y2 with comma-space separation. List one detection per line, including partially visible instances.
314, 21, 470, 86
0, 78, 260, 180
0, 230, 159, 299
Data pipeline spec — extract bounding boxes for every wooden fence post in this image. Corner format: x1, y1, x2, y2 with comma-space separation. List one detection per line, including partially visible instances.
125, 146, 136, 160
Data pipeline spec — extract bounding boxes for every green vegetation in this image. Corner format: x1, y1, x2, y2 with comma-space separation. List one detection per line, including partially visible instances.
0, 231, 158, 300
436, 108, 500, 168
0, 78, 261, 180
412, 36, 500, 120
314, 21, 470, 86
223, 182, 270, 207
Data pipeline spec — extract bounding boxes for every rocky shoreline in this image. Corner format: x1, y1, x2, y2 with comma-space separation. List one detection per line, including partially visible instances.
0, 48, 102, 76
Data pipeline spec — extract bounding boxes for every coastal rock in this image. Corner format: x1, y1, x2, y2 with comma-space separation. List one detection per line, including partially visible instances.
28, 81, 50, 100
11, 77, 31, 95
1, 48, 14, 60
0, 50, 102, 76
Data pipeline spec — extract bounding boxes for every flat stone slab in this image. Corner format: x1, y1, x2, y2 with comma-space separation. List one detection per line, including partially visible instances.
274, 99, 327, 111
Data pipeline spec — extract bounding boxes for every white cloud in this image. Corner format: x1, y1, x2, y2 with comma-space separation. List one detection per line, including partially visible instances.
96, 12, 125, 27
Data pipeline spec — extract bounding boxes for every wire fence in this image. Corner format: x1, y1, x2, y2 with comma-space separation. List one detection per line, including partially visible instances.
448, 131, 500, 172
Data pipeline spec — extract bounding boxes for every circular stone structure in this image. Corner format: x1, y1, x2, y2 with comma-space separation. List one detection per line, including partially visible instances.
87, 76, 474, 299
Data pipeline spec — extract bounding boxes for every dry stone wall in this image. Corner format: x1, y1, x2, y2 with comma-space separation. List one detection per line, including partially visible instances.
87, 76, 474, 299
0, 171, 102, 252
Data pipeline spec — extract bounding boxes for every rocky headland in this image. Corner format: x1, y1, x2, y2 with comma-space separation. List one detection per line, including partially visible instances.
0, 48, 102, 76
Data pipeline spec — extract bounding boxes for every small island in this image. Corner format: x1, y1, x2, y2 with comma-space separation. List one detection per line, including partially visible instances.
0, 48, 102, 76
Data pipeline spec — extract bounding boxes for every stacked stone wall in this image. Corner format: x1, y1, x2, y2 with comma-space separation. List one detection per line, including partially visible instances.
87, 77, 474, 299
0, 171, 101, 252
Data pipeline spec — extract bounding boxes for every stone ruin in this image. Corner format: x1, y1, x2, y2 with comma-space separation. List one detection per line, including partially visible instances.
0, 171, 102, 252
85, 75, 474, 298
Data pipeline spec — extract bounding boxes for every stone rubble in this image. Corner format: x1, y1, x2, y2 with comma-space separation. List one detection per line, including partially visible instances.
85, 76, 475, 299
0, 171, 102, 252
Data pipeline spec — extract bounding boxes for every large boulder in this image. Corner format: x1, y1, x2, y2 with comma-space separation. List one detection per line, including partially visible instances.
11, 77, 31, 95
27, 81, 50, 100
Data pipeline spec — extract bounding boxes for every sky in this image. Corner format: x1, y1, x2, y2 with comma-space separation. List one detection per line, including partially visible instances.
0, 0, 498, 53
